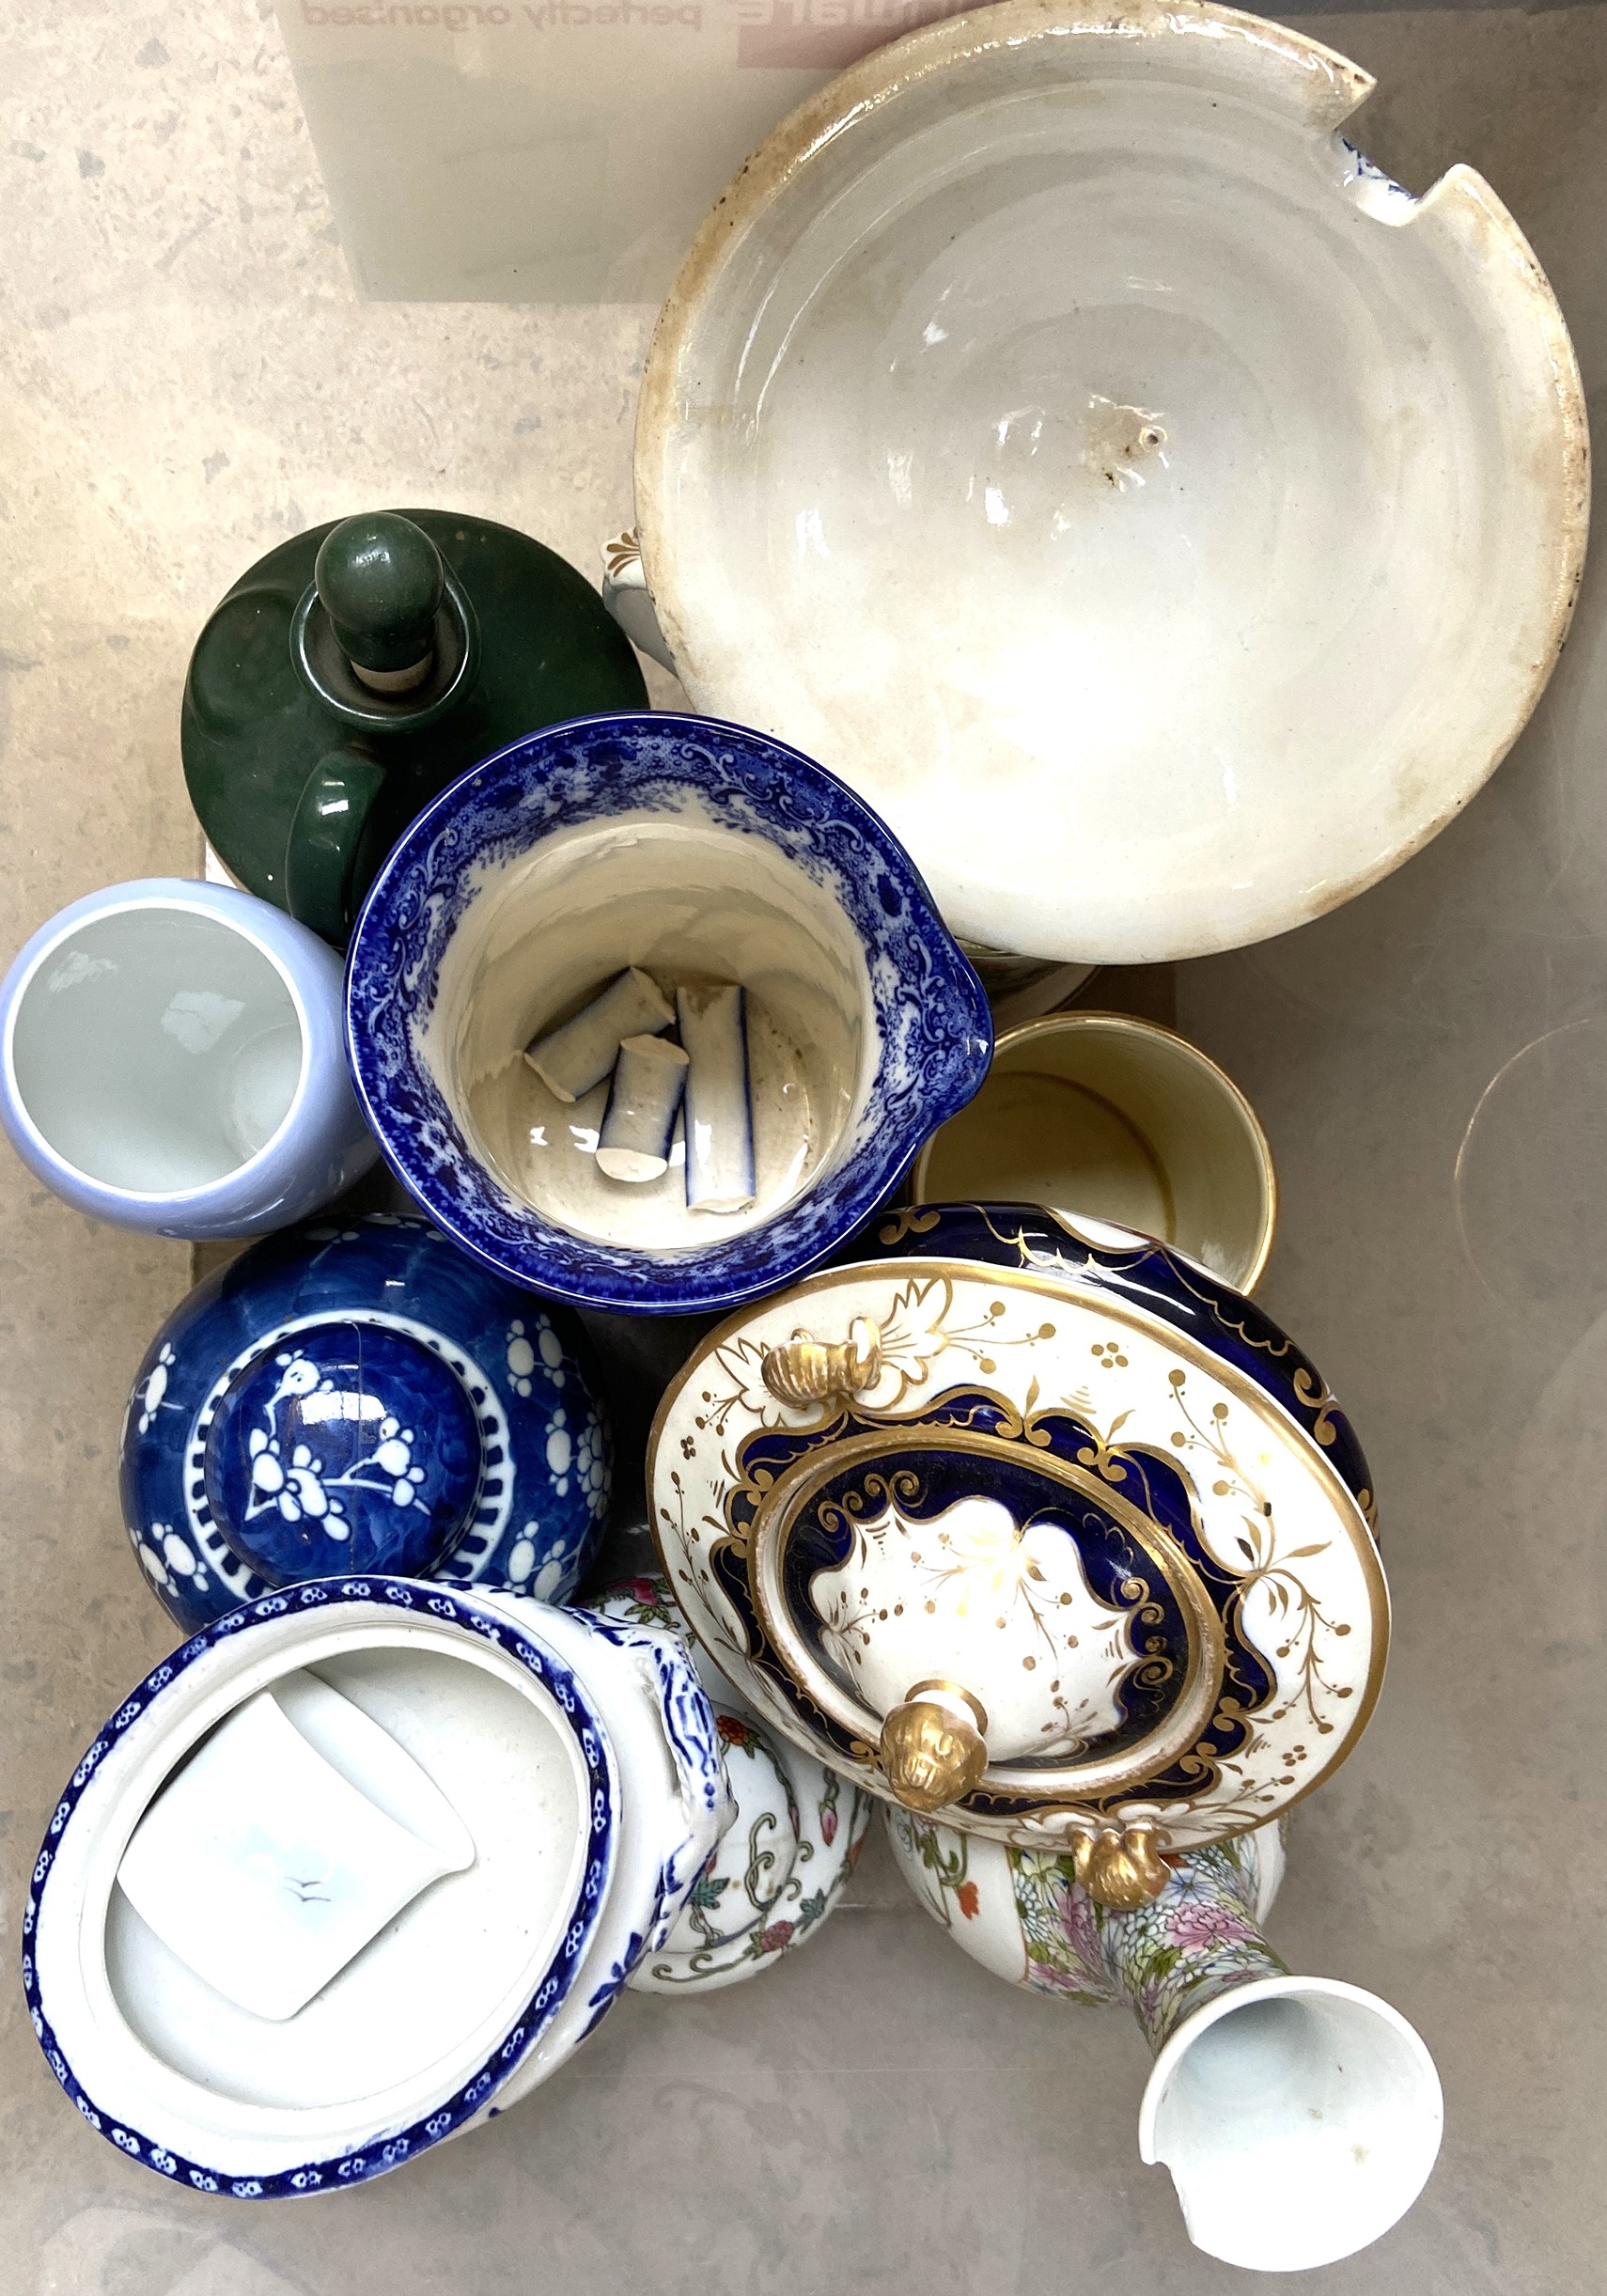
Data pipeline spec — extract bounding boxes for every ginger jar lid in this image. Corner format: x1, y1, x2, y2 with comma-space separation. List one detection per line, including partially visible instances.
181, 508, 647, 943
647, 1202, 1387, 1901
121, 1214, 613, 1633
202, 1320, 483, 1584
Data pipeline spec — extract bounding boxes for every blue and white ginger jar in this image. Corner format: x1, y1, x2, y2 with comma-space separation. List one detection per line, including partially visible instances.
121, 1213, 612, 1629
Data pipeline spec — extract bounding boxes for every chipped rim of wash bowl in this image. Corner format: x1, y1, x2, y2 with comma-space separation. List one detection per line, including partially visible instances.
634, 0, 1589, 968
24, 1578, 727, 2196
0, 878, 376, 1239
344, 711, 992, 1315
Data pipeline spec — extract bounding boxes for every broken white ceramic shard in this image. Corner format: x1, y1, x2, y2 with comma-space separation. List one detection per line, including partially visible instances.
678, 981, 756, 1213
523, 967, 674, 1101
115, 1672, 476, 2023
596, 1033, 690, 1182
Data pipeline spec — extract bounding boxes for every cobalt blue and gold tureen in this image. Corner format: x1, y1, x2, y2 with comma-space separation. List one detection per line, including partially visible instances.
648, 1202, 1384, 1910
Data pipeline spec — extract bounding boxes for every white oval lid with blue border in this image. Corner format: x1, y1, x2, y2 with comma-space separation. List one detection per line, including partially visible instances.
648, 1202, 1387, 1858
26, 1583, 619, 2195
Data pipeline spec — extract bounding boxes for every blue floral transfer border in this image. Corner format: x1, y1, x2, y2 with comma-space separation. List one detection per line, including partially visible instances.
344, 713, 991, 1313
23, 1577, 616, 2198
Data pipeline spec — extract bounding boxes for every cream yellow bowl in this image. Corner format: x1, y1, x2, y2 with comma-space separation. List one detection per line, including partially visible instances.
912, 1010, 1275, 1290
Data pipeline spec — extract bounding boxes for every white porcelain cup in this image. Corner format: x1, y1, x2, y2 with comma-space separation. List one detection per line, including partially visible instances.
0, 878, 376, 1238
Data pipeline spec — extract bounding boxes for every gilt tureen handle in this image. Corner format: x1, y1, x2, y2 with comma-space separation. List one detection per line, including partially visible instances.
760, 1317, 882, 1410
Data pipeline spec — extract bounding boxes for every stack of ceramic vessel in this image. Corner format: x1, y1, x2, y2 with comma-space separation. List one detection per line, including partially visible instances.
4, 0, 1590, 2270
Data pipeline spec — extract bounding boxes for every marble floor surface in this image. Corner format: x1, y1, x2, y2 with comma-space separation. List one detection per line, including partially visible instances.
4, 4, 1606, 2290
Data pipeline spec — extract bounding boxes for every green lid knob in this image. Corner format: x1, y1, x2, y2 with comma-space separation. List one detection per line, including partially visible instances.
314, 513, 445, 685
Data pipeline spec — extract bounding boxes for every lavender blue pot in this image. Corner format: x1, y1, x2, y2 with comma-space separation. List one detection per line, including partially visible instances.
344, 713, 991, 1314
120, 1213, 611, 1631
0, 879, 375, 1238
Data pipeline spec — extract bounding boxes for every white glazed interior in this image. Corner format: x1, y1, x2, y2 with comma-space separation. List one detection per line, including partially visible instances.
807, 1491, 1143, 1760
1140, 1975, 1443, 2272
113, 1675, 476, 2025
430, 808, 872, 1252
640, 5, 1586, 965
38, 1618, 602, 2173
8, 904, 306, 1195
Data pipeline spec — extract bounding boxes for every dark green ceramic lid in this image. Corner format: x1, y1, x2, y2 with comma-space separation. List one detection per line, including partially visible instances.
181, 508, 648, 945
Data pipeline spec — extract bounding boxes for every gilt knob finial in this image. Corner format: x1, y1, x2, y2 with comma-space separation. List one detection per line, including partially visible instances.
878, 1682, 989, 1812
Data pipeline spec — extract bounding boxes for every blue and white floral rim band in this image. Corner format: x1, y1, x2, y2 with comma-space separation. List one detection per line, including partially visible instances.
23, 1580, 617, 2197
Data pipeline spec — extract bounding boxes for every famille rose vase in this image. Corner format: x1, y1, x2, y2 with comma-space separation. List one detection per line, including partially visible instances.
885, 1802, 1287, 2025
885, 1806, 1443, 2273
647, 1201, 1385, 1903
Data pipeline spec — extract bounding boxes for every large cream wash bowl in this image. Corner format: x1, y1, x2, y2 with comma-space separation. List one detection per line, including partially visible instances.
632, 0, 1588, 967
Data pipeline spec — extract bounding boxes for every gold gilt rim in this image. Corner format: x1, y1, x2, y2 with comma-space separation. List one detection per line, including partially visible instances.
647, 1255, 1390, 1832
746, 1422, 1226, 1804
910, 1009, 1279, 1296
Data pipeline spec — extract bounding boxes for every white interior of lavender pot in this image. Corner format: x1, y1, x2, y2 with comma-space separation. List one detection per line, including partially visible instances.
429, 809, 872, 1252
646, 30, 1577, 964
1140, 1974, 1443, 2271
7, 904, 305, 1195
89, 1637, 591, 2143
